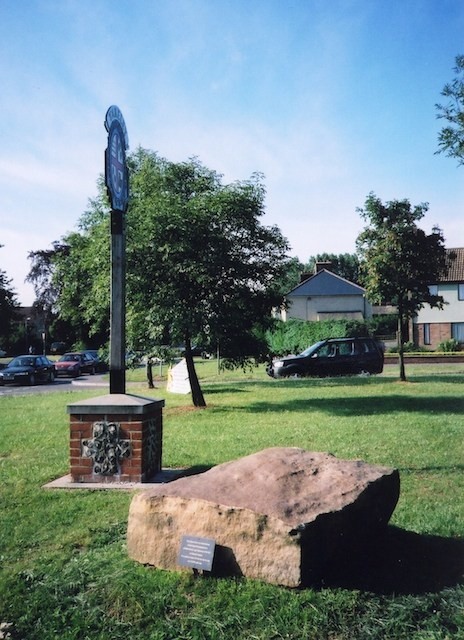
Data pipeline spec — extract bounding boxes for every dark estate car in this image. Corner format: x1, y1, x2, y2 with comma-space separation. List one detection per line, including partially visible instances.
54, 352, 98, 378
267, 337, 384, 379
0, 355, 56, 386
50, 341, 67, 355
81, 349, 108, 373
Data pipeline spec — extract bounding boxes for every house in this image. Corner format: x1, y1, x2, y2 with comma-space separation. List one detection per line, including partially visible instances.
281, 263, 372, 322
413, 247, 464, 349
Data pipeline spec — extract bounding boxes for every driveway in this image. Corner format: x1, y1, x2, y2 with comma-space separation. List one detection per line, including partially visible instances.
0, 374, 109, 397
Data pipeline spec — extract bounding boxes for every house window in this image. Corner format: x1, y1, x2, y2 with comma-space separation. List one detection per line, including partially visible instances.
429, 284, 438, 296
451, 323, 464, 344
423, 323, 431, 345
458, 284, 464, 301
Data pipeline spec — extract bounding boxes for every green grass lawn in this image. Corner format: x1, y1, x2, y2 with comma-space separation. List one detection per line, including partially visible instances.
1, 362, 463, 639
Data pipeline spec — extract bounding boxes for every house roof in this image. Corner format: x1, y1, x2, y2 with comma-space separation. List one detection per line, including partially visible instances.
442, 248, 464, 282
287, 269, 366, 297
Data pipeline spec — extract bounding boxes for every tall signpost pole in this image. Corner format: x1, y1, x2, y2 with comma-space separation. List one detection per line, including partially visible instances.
104, 106, 129, 394
66, 107, 164, 486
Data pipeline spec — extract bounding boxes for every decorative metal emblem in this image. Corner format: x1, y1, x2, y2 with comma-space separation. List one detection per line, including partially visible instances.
82, 421, 131, 475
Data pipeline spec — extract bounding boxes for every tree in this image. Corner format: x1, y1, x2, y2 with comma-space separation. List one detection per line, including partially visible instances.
27, 242, 64, 313
356, 193, 449, 381
436, 54, 464, 165
27, 234, 108, 349
0, 247, 19, 351
26, 242, 72, 347
126, 150, 290, 406
273, 256, 305, 295
40, 148, 291, 406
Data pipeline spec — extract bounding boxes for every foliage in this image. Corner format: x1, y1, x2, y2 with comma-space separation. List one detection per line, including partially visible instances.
126, 149, 290, 354
33, 149, 291, 406
265, 318, 370, 357
26, 242, 67, 313
438, 338, 461, 352
387, 341, 428, 354
436, 54, 464, 165
272, 255, 305, 294
147, 345, 183, 365
0, 246, 20, 351
356, 193, 449, 381
367, 313, 398, 336
1, 367, 463, 639
26, 242, 83, 348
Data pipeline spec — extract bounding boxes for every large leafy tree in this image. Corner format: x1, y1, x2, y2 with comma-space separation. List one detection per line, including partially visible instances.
0, 246, 19, 351
436, 54, 464, 165
356, 193, 449, 381
26, 242, 75, 347
39, 148, 290, 406
126, 149, 290, 406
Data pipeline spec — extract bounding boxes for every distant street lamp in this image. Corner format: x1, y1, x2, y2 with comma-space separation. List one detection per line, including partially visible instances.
25, 317, 31, 353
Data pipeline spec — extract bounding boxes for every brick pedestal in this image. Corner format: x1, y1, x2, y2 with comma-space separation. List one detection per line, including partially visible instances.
67, 394, 164, 483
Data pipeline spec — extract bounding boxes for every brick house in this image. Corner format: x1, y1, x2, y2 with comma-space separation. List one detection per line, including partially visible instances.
413, 248, 464, 349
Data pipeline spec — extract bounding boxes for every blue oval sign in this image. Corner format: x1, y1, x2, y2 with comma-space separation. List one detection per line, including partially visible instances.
105, 106, 129, 212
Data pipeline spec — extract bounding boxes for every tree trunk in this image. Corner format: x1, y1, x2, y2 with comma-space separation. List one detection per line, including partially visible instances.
397, 312, 406, 382
146, 360, 155, 389
184, 333, 206, 407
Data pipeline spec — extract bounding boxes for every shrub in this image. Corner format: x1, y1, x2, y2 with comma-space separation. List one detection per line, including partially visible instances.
367, 314, 398, 336
437, 338, 461, 353
387, 341, 428, 354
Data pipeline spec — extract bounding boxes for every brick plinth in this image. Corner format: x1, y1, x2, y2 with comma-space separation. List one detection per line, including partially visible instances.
67, 394, 164, 483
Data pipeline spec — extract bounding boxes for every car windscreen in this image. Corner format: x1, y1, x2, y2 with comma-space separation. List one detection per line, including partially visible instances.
299, 341, 326, 357
10, 357, 34, 367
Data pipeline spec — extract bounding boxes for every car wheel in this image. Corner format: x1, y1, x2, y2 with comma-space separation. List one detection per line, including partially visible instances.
48, 371, 55, 383
290, 369, 303, 379
29, 373, 37, 386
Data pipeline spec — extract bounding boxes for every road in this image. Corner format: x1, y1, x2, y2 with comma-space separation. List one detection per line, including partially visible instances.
0, 374, 108, 397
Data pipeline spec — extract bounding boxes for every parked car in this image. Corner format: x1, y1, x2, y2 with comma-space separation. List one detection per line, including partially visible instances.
0, 355, 56, 386
50, 341, 67, 355
81, 350, 108, 372
267, 337, 384, 379
54, 352, 97, 378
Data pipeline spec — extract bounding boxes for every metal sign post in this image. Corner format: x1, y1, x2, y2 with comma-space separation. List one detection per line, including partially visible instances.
104, 106, 129, 394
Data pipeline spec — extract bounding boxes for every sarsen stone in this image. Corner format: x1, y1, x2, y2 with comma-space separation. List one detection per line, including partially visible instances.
127, 447, 400, 587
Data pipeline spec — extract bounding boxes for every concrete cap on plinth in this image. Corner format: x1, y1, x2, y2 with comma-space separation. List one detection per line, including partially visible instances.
67, 393, 165, 416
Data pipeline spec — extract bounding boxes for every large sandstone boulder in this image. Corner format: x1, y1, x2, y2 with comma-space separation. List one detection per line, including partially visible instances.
127, 447, 400, 587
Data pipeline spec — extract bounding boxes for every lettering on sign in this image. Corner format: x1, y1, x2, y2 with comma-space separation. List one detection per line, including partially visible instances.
177, 535, 216, 572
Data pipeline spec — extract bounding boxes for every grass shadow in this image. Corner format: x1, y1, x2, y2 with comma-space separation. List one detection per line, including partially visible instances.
319, 525, 464, 595
202, 386, 249, 395
238, 372, 464, 389
245, 395, 464, 417
405, 374, 464, 384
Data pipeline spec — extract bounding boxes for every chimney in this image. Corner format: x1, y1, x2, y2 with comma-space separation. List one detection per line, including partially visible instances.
315, 261, 332, 273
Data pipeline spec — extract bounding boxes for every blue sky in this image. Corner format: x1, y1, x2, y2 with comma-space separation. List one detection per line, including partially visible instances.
1, 0, 463, 305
